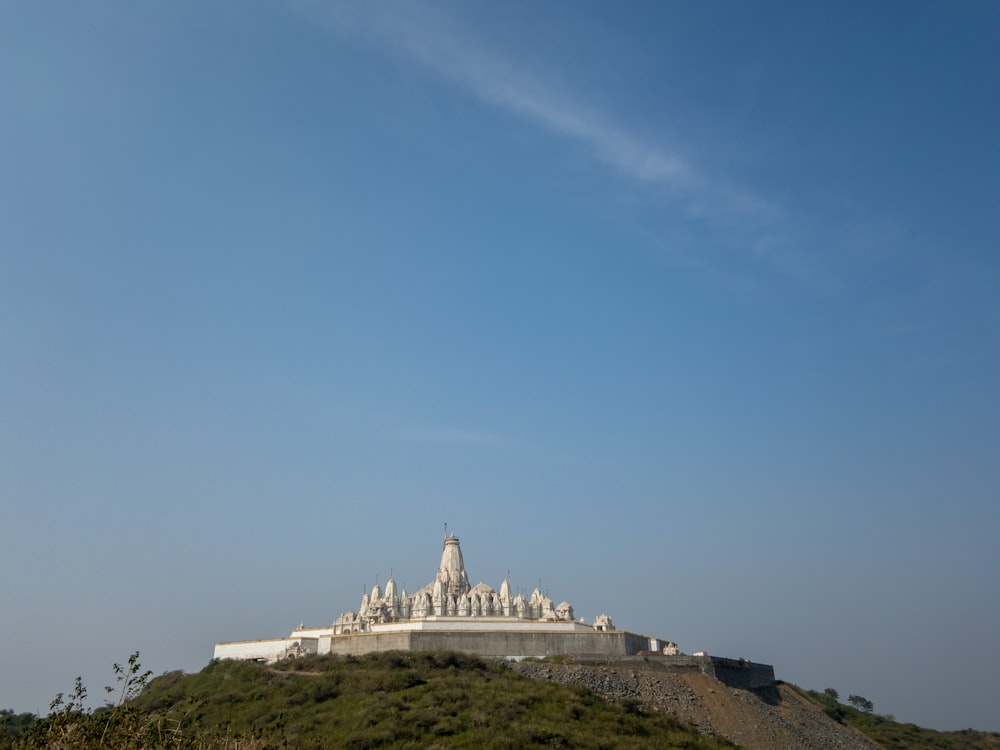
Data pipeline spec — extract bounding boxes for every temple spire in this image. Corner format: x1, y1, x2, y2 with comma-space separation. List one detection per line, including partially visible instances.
435, 532, 471, 596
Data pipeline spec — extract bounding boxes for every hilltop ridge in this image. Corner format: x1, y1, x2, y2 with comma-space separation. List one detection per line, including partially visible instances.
4, 652, 999, 749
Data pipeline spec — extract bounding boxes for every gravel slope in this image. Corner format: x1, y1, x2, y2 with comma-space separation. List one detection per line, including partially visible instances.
512, 662, 883, 750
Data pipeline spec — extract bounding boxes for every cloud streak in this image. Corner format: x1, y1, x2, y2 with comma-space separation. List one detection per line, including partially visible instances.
294, 2, 819, 281
439, 48, 694, 187
327, 3, 697, 188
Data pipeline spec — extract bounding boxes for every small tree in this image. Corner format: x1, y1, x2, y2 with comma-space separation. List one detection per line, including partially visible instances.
848, 694, 874, 714
0, 709, 39, 741
823, 688, 839, 701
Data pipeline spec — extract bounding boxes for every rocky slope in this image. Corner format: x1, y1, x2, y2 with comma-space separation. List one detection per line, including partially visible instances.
512, 661, 883, 750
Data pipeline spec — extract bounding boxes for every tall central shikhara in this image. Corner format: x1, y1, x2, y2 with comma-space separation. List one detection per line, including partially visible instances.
435, 533, 471, 596
331, 533, 602, 635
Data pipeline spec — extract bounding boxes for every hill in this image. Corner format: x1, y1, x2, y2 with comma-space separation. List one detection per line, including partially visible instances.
512, 659, 877, 749
4, 651, 999, 749
2, 652, 734, 749
789, 686, 1000, 750
511, 659, 1000, 750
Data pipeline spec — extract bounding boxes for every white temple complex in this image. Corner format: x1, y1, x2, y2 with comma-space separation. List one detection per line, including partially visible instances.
214, 532, 678, 663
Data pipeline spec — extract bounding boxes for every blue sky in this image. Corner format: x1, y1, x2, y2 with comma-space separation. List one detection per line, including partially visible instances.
1, 0, 998, 732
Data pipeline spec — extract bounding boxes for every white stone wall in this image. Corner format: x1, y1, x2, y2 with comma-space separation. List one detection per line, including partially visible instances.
213, 637, 318, 662
289, 627, 333, 639
370, 617, 595, 634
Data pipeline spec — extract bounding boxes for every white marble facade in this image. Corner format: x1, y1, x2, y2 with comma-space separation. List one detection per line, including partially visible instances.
213, 532, 650, 663
332, 533, 582, 634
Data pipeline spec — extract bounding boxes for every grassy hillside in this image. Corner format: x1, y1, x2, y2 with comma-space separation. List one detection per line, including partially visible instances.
2, 651, 734, 749
787, 684, 1000, 750
6, 651, 1000, 749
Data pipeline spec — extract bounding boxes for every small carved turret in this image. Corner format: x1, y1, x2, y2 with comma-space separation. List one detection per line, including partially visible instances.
412, 591, 429, 617
529, 587, 544, 619
594, 613, 615, 632
513, 593, 529, 618
431, 579, 445, 615
499, 578, 512, 616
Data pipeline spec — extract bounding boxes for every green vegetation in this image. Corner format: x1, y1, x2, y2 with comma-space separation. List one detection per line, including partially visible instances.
516, 654, 574, 665
0, 712, 36, 741
8, 651, 1000, 749
848, 694, 875, 714
789, 684, 1000, 750
0, 652, 183, 750
1, 651, 734, 749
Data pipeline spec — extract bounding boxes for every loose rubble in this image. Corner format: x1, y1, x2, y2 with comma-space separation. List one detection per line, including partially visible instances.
510, 661, 882, 750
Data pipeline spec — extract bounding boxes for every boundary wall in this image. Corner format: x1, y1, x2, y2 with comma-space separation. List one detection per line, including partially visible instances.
213, 638, 319, 662
213, 635, 775, 691
573, 654, 775, 690
326, 629, 651, 658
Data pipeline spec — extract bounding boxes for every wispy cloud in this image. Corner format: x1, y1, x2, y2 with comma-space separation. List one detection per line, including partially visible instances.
436, 49, 695, 188
317, 3, 697, 186
293, 2, 823, 281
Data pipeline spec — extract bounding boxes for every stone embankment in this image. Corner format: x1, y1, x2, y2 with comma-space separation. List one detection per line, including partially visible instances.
510, 661, 882, 750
